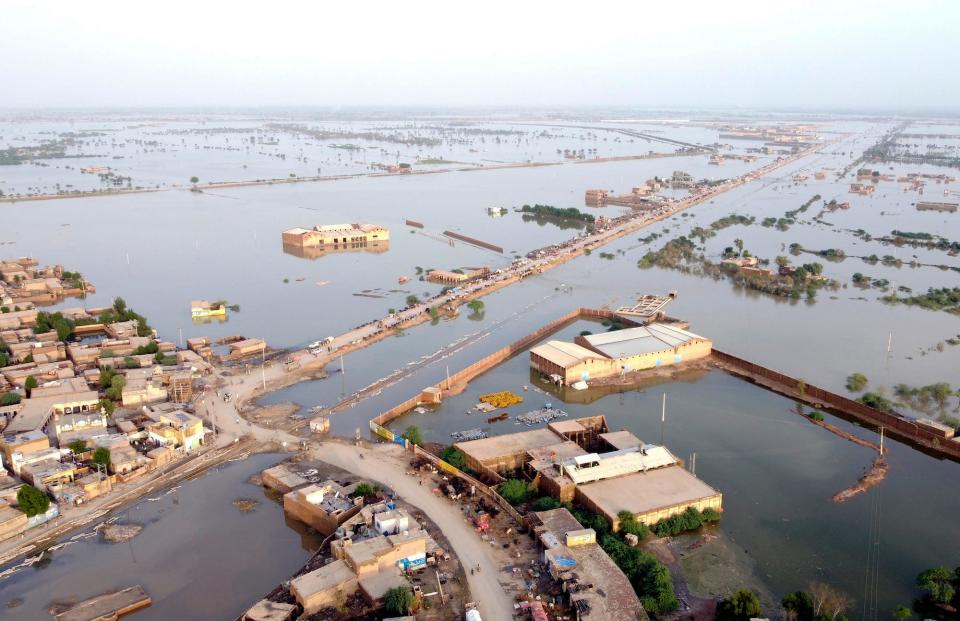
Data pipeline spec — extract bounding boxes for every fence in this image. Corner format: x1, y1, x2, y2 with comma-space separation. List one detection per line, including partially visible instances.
412, 445, 525, 524
712, 349, 960, 462
373, 307, 590, 426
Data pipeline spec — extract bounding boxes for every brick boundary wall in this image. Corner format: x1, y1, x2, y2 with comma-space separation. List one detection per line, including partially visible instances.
712, 349, 960, 462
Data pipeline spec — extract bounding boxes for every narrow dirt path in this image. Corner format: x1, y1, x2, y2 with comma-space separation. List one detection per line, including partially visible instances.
311, 442, 517, 621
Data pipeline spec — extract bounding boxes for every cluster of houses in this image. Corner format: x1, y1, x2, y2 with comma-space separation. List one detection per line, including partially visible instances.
1, 257, 95, 308
0, 264, 218, 542
245, 464, 444, 620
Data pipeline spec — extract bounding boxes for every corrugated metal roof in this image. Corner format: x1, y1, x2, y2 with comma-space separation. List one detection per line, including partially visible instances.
530, 340, 599, 368
583, 323, 706, 360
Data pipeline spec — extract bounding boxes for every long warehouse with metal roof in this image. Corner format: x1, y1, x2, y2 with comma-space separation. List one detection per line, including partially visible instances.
529, 321, 712, 385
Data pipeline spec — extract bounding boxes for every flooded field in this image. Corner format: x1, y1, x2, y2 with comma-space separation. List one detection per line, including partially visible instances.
3, 114, 960, 614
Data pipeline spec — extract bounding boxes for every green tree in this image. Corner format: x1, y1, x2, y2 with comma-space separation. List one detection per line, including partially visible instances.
893, 605, 911, 621
401, 425, 424, 446
917, 567, 955, 605
405, 294, 420, 307
717, 589, 762, 621
467, 300, 485, 312
498, 479, 530, 505
0, 392, 21, 405
190, 176, 199, 184
24, 375, 38, 397
98, 398, 115, 416
384, 586, 415, 616
93, 447, 111, 469
439, 446, 466, 469
783, 590, 814, 621
68, 440, 87, 455
106, 375, 126, 401
533, 496, 562, 511
16, 484, 50, 517
846, 373, 868, 392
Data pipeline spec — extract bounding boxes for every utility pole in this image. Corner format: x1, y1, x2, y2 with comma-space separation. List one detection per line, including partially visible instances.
660, 392, 666, 446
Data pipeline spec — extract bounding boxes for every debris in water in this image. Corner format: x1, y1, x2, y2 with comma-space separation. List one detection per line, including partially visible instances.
102, 524, 143, 543
232, 498, 260, 513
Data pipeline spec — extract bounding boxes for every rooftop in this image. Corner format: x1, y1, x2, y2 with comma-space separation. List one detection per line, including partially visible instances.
576, 465, 721, 518
532, 509, 647, 621
530, 340, 602, 369
6, 390, 99, 433
456, 427, 561, 462
564, 446, 679, 485
290, 559, 356, 597
548, 419, 587, 435
614, 294, 674, 319
243, 600, 296, 621
599, 430, 644, 451
582, 323, 708, 359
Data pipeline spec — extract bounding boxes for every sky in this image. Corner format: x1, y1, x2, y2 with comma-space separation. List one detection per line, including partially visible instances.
2, 0, 958, 111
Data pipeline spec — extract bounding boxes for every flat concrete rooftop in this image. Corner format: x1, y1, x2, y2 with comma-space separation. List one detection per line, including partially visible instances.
456, 427, 560, 462
599, 430, 643, 450
533, 509, 647, 621
577, 465, 720, 519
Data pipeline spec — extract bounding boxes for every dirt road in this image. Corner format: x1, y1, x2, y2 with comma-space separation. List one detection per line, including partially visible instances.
311, 442, 518, 621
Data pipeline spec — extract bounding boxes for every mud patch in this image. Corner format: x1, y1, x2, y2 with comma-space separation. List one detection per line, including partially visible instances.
102, 523, 143, 543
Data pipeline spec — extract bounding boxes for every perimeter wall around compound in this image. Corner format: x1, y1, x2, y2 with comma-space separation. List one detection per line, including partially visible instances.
712, 350, 960, 462
368, 310, 960, 529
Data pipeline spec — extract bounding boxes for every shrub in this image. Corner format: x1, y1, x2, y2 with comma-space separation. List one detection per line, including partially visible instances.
354, 482, 377, 498
617, 510, 650, 539
652, 507, 719, 537
846, 372, 868, 392
600, 534, 678, 615
401, 425, 424, 446
0, 392, 22, 405
533, 496, 563, 511
384, 586, 415, 616
498, 479, 530, 505
717, 589, 761, 621
782, 591, 814, 621
439, 446, 466, 470
68, 440, 87, 455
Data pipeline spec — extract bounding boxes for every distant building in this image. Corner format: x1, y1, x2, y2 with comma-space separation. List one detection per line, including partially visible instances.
190, 300, 226, 319
282, 224, 389, 250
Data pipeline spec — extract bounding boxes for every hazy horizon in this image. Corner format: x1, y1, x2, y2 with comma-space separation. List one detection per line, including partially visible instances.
3, 0, 959, 112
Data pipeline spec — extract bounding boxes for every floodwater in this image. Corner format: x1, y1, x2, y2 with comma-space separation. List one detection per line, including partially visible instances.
3, 115, 960, 613
386, 321, 960, 612
0, 453, 318, 620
